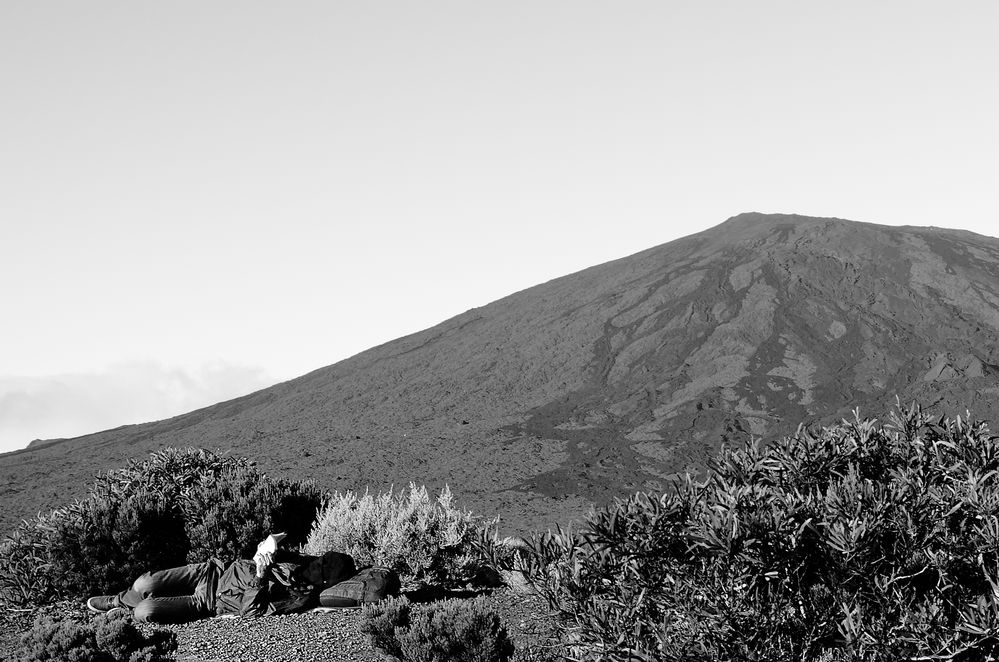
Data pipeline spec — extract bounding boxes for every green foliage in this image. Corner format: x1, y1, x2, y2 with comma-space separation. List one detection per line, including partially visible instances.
181, 463, 323, 563
398, 597, 516, 662
0, 447, 322, 607
473, 529, 527, 572
304, 484, 483, 587
472, 531, 533, 591
361, 596, 515, 662
0, 513, 62, 607
91, 447, 256, 500
359, 595, 413, 660
525, 403, 999, 661
46, 490, 187, 598
14, 610, 176, 662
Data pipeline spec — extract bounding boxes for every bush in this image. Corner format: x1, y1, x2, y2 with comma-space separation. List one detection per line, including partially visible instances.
361, 596, 515, 662
525, 403, 999, 661
359, 595, 413, 660
181, 463, 323, 563
305, 484, 482, 587
90, 447, 257, 500
0, 447, 323, 607
46, 489, 187, 598
472, 532, 534, 592
0, 512, 64, 607
15, 610, 177, 662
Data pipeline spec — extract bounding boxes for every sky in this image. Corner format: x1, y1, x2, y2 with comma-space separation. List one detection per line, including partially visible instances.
1, 1, 997, 453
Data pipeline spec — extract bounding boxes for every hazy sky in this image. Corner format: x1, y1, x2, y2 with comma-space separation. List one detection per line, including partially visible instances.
1, 2, 997, 452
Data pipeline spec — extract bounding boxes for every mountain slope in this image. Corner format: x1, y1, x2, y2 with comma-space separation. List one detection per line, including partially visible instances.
4, 213, 999, 534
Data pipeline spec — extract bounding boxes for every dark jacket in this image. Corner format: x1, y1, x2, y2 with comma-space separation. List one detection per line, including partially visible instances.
214, 550, 355, 617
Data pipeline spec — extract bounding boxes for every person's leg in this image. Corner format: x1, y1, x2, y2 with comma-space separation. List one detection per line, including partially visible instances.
132, 595, 211, 624
116, 561, 215, 609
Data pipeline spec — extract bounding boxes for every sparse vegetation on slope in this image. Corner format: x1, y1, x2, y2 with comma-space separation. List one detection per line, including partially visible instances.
524, 403, 999, 661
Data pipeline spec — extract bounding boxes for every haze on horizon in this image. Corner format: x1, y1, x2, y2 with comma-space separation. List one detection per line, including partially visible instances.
1, 1, 997, 453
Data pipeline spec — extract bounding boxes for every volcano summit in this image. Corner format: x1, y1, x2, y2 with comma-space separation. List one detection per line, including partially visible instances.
4, 213, 999, 534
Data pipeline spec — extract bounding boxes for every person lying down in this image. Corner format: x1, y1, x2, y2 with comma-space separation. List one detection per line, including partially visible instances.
86, 534, 356, 624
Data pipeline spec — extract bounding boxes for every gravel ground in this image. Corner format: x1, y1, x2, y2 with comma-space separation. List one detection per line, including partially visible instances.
163, 609, 378, 662
2, 589, 562, 662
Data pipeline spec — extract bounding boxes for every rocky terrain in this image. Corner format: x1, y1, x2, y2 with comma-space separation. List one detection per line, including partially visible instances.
3, 213, 999, 535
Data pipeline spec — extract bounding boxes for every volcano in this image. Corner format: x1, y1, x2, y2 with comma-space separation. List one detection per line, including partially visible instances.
4, 213, 999, 534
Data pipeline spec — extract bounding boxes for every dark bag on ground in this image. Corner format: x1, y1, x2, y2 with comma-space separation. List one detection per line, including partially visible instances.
319, 566, 401, 607
311, 550, 356, 587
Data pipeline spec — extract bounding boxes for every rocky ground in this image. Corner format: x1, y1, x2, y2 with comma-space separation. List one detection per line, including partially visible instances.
1, 589, 562, 662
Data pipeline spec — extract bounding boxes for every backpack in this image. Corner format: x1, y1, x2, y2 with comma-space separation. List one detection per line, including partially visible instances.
319, 566, 401, 607
310, 550, 357, 587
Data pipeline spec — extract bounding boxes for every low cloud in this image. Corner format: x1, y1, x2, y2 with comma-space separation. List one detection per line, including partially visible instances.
0, 361, 278, 453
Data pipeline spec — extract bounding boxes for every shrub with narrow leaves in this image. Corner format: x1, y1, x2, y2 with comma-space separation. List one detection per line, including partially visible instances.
361, 595, 515, 662
471, 529, 534, 592
525, 403, 999, 661
0, 512, 64, 607
15, 610, 176, 662
305, 484, 482, 587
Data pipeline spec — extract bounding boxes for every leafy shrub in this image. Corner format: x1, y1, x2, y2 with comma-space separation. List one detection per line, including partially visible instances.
90, 447, 257, 500
0, 512, 64, 607
472, 532, 534, 592
399, 597, 515, 662
15, 610, 176, 662
359, 595, 413, 660
46, 489, 187, 598
305, 484, 482, 587
181, 462, 323, 563
525, 403, 999, 661
361, 595, 515, 662
0, 447, 322, 606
